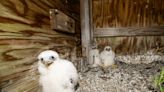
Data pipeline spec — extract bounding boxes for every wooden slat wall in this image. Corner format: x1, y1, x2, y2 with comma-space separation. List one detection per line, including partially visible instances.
92, 0, 164, 55
92, 0, 164, 56
0, 0, 80, 91
92, 0, 164, 27
95, 36, 164, 54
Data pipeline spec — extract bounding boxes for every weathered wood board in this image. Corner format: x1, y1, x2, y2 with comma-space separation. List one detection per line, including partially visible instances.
95, 36, 164, 54
0, 0, 80, 91
94, 26, 164, 37
92, 0, 164, 27
50, 9, 76, 33
92, 0, 164, 58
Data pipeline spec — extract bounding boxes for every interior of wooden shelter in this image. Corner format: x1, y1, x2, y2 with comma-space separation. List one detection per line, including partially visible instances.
0, 0, 163, 92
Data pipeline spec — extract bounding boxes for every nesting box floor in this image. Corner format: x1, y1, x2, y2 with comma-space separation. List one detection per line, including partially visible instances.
77, 61, 163, 92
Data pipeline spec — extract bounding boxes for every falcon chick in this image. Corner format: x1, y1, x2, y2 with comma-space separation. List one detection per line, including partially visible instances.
100, 46, 115, 68
89, 47, 101, 67
37, 50, 79, 92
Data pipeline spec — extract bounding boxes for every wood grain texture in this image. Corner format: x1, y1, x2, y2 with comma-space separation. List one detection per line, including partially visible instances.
92, 0, 164, 56
92, 0, 164, 27
95, 36, 164, 55
80, 0, 91, 61
0, 0, 80, 91
94, 26, 164, 37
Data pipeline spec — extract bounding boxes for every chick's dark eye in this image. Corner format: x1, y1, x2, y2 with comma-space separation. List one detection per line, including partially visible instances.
51, 56, 55, 60
40, 58, 44, 61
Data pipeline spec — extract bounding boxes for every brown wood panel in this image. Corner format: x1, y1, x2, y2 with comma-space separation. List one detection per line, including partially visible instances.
0, 0, 80, 91
95, 36, 164, 55
92, 0, 164, 57
94, 26, 164, 37
92, 0, 164, 27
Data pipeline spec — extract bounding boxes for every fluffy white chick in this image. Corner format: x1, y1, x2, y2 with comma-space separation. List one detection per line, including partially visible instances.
89, 47, 101, 67
37, 50, 79, 92
100, 46, 115, 67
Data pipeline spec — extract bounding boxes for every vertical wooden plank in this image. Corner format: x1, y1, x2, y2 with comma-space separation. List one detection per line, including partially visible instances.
89, 0, 94, 44
80, 0, 91, 62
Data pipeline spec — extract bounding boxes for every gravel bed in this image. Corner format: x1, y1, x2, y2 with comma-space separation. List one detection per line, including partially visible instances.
76, 61, 164, 92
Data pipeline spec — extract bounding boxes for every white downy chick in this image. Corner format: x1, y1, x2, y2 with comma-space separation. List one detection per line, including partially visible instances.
100, 46, 115, 67
37, 50, 79, 92
89, 46, 101, 67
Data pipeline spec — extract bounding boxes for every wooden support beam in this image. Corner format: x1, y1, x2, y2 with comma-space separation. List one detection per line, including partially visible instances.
94, 26, 164, 37
80, 0, 91, 61
89, 0, 94, 44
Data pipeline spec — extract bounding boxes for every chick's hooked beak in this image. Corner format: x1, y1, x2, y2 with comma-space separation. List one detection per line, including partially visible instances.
41, 60, 53, 67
